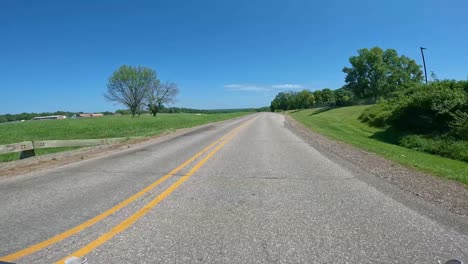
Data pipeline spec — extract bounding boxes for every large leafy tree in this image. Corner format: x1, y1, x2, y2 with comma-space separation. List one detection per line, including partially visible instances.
334, 87, 353, 106
269, 100, 278, 112
147, 81, 179, 116
313, 90, 324, 105
270, 92, 291, 111
296, 90, 315, 109
343, 47, 423, 100
105, 65, 159, 117
321, 88, 336, 106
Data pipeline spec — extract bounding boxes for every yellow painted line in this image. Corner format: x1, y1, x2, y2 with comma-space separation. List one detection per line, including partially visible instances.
55, 117, 253, 264
0, 119, 251, 262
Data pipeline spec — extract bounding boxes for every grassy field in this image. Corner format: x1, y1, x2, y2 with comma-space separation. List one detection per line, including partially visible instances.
0, 112, 251, 162
289, 106, 468, 185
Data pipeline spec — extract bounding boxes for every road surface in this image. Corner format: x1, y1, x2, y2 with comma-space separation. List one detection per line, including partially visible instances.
1, 113, 467, 263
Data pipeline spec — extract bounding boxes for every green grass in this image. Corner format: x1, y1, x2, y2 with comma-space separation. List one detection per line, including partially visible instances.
0, 147, 83, 162
289, 106, 468, 185
0, 112, 251, 162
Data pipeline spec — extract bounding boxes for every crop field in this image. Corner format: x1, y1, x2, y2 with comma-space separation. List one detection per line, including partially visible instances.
0, 112, 251, 162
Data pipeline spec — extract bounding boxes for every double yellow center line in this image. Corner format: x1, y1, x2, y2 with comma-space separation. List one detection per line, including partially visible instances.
0, 116, 255, 263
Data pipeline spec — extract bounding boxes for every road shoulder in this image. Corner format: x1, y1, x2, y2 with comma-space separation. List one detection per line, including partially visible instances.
284, 114, 468, 236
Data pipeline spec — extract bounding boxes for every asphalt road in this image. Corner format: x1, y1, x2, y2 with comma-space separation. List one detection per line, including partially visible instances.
1, 113, 467, 263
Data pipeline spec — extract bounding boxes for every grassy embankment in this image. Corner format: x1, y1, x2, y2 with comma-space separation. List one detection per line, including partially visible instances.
0, 112, 251, 162
289, 106, 468, 185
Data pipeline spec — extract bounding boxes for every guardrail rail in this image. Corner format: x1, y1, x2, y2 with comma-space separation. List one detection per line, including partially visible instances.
0, 138, 129, 159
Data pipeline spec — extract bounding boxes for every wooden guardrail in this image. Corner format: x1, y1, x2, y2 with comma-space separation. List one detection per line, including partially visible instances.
0, 141, 34, 155
0, 138, 129, 159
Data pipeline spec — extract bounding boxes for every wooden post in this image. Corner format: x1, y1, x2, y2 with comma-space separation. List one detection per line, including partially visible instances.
20, 149, 36, 159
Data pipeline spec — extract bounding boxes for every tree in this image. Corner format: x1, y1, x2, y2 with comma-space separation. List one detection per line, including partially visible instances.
334, 88, 353, 106
296, 90, 315, 109
286, 91, 299, 109
270, 90, 315, 111
270, 92, 289, 111
115, 109, 130, 115
321, 88, 336, 106
343, 47, 423, 101
147, 81, 179, 116
270, 100, 279, 112
430, 71, 439, 83
313, 90, 324, 105
104, 65, 158, 117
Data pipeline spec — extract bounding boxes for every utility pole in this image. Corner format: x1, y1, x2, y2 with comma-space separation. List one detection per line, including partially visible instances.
420, 47, 428, 84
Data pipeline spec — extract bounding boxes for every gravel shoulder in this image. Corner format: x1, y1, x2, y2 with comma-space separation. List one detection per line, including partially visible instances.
285, 114, 468, 235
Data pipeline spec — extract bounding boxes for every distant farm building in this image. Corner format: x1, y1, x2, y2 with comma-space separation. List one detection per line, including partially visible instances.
73, 113, 104, 118
33, 115, 67, 120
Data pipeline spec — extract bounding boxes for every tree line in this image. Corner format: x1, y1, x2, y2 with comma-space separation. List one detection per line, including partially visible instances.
115, 107, 269, 115
270, 88, 354, 111
159, 107, 270, 114
270, 46, 424, 111
0, 111, 115, 123
0, 107, 271, 123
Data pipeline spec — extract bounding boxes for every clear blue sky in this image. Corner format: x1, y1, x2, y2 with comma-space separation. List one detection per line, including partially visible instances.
1, 0, 467, 114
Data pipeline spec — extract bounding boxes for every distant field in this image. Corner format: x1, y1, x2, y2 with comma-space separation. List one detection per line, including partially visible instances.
0, 112, 251, 162
289, 106, 468, 185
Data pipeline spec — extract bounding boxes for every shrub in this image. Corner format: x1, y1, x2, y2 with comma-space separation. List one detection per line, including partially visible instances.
450, 110, 468, 140
388, 83, 465, 133
359, 101, 396, 127
360, 80, 468, 162
362, 80, 468, 134
334, 88, 354, 106
400, 135, 468, 162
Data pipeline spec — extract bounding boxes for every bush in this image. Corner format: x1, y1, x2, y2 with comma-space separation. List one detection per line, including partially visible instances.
335, 89, 354, 106
400, 135, 468, 162
361, 80, 468, 134
453, 121, 468, 141
360, 80, 468, 163
450, 110, 468, 140
359, 101, 396, 127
